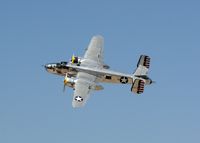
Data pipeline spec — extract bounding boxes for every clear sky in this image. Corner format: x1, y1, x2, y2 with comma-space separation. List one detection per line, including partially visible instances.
0, 0, 200, 143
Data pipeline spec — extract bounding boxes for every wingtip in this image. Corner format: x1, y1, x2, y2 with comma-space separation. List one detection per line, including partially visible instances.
93, 35, 104, 39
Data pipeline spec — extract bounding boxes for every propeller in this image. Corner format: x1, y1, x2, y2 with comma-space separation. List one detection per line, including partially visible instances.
63, 84, 66, 92
62, 74, 75, 92
63, 79, 67, 92
71, 54, 75, 63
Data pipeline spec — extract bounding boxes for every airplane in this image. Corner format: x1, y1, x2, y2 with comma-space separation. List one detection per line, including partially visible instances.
44, 35, 153, 108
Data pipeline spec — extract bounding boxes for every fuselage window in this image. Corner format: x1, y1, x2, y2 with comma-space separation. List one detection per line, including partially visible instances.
105, 76, 112, 80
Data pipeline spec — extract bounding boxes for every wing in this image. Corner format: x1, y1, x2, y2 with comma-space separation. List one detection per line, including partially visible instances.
83, 35, 104, 64
72, 72, 96, 108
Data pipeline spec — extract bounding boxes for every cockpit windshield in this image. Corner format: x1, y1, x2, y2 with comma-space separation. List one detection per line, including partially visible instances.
60, 61, 67, 65
56, 63, 61, 67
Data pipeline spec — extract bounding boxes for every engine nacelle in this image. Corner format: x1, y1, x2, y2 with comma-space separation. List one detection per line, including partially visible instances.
64, 77, 76, 88
71, 55, 81, 65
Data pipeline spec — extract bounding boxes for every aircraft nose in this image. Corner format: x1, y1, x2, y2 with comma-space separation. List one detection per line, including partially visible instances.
44, 64, 48, 69
44, 64, 51, 70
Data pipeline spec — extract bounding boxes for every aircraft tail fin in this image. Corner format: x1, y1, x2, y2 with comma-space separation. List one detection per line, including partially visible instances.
131, 55, 152, 94
131, 79, 145, 94
134, 55, 150, 76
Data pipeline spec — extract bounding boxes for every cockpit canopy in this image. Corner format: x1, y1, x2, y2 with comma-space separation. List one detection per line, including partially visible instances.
60, 61, 67, 65
55, 61, 68, 68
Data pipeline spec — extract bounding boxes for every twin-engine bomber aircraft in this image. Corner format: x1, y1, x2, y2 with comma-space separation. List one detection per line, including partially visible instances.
44, 35, 153, 108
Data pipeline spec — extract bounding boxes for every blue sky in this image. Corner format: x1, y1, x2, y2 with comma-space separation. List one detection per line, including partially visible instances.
0, 0, 200, 142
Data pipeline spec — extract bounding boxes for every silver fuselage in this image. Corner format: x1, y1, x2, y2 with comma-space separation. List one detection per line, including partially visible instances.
44, 61, 134, 84
45, 60, 152, 86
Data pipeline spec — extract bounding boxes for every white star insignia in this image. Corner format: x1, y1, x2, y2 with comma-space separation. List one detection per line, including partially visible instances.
120, 77, 128, 84
75, 96, 83, 102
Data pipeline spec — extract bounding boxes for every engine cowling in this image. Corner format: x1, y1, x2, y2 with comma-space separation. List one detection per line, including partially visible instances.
64, 77, 76, 88
71, 55, 81, 64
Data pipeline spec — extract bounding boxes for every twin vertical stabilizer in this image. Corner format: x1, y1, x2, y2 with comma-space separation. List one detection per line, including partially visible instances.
131, 55, 152, 94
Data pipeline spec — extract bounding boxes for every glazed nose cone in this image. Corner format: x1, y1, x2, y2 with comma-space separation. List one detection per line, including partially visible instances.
44, 64, 51, 70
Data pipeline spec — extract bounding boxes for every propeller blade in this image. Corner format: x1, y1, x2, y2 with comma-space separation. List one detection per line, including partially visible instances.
71, 54, 75, 63
63, 84, 66, 92
63, 78, 68, 92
